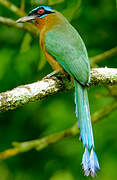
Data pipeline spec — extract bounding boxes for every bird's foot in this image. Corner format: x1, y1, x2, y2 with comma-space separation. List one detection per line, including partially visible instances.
43, 70, 59, 79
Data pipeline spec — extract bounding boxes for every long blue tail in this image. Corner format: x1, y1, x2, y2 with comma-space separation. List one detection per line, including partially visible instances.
74, 80, 100, 177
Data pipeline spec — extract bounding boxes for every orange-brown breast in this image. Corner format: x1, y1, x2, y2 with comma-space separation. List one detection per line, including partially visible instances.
35, 13, 65, 74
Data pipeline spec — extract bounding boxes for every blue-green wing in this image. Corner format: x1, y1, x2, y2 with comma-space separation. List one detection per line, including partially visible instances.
45, 24, 90, 84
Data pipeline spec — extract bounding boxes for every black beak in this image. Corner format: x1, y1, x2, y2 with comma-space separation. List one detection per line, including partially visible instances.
16, 15, 37, 23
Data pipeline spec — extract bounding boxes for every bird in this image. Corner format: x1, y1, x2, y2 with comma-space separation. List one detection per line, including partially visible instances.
16, 6, 100, 177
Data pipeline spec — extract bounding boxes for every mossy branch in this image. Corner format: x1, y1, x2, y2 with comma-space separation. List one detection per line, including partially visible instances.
0, 67, 117, 113
0, 100, 117, 160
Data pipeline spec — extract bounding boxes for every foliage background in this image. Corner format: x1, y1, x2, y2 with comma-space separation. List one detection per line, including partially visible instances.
0, 0, 117, 179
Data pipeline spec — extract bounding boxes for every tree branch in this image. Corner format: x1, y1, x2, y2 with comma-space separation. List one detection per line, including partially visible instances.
0, 0, 38, 36
0, 14, 117, 66
0, 1, 117, 64
0, 0, 26, 17
90, 47, 117, 63
0, 0, 117, 162
0, 16, 38, 36
1, 15, 117, 65
0, 67, 117, 113
0, 100, 116, 160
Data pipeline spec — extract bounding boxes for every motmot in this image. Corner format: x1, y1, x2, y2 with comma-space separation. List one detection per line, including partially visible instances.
17, 6, 100, 177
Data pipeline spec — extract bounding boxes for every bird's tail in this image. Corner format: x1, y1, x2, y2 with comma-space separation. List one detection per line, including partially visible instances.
74, 80, 100, 177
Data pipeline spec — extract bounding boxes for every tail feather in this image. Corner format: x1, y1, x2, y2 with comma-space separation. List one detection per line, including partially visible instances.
74, 80, 100, 177
90, 148, 100, 177
82, 147, 90, 176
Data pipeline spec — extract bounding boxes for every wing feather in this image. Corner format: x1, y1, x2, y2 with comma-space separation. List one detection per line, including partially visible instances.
45, 23, 90, 84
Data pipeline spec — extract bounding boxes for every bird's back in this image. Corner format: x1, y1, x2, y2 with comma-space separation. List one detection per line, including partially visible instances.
44, 11, 90, 85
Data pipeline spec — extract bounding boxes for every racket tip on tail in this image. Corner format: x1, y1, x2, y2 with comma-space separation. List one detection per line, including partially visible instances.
82, 147, 100, 177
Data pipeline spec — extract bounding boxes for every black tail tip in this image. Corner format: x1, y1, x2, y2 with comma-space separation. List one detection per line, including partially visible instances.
82, 165, 100, 178
82, 147, 100, 177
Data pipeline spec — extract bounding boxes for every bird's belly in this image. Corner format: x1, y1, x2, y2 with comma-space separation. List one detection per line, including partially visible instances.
44, 48, 66, 74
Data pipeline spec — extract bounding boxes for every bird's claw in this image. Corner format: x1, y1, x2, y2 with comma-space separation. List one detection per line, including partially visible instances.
43, 70, 59, 79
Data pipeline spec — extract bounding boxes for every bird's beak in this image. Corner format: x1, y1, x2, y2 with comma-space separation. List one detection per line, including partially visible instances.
16, 15, 37, 23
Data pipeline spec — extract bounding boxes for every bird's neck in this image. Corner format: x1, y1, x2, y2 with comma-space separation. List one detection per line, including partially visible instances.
35, 11, 66, 33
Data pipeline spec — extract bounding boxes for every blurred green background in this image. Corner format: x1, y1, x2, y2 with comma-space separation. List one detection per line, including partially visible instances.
0, 0, 117, 179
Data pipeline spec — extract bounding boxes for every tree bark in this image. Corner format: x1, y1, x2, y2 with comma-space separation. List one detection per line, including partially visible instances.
0, 67, 117, 112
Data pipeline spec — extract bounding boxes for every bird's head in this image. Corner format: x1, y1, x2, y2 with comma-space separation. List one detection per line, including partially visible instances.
16, 6, 55, 23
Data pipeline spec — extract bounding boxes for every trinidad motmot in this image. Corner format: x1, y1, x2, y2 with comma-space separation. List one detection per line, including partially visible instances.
17, 6, 100, 177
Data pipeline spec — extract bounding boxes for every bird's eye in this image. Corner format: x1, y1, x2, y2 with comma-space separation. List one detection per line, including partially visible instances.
38, 9, 45, 15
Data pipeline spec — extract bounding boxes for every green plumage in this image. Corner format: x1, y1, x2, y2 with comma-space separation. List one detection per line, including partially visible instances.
16, 5, 100, 177
44, 11, 100, 177
45, 16, 90, 85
